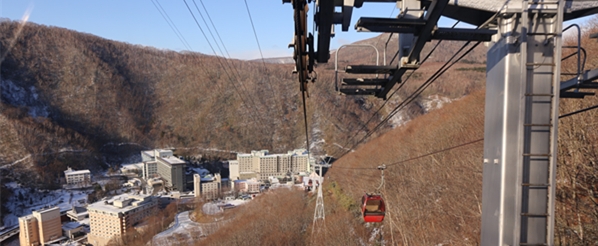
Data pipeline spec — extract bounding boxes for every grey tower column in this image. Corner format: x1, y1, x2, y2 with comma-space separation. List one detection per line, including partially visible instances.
481, 1, 562, 245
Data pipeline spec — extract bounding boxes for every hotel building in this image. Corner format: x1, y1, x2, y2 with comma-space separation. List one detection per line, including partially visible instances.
87, 194, 158, 246
18, 206, 62, 246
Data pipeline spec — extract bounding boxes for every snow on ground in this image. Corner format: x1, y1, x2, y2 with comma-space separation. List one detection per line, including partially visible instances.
422, 95, 454, 113
0, 154, 32, 169
2, 182, 91, 228
388, 108, 410, 128
0, 80, 49, 118
225, 199, 250, 206
388, 95, 455, 128
153, 205, 240, 245
333, 143, 351, 151
202, 203, 221, 215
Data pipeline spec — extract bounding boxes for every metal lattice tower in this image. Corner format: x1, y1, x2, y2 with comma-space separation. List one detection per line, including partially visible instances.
312, 162, 327, 235
312, 177, 325, 232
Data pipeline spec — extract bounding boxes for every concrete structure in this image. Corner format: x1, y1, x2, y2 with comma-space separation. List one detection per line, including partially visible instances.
66, 206, 88, 222
18, 206, 63, 246
19, 215, 39, 246
193, 174, 201, 198
62, 222, 84, 240
231, 149, 311, 181
228, 160, 239, 181
87, 194, 158, 246
147, 178, 163, 187
200, 174, 221, 200
141, 161, 158, 180
120, 163, 144, 177
64, 167, 91, 186
234, 179, 260, 194
141, 150, 186, 191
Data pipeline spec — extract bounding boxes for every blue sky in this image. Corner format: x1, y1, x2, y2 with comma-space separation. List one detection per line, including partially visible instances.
0, 1, 593, 60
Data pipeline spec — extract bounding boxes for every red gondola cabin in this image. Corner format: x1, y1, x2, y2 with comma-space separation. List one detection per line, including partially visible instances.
361, 194, 385, 223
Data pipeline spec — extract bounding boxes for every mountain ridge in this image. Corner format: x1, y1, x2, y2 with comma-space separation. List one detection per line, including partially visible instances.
0, 20, 486, 188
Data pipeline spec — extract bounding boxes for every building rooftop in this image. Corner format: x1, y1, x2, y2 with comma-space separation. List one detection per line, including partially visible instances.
88, 194, 154, 214
121, 163, 144, 170
159, 155, 185, 165
64, 167, 91, 175
237, 149, 309, 158
72, 206, 88, 214
62, 221, 83, 231
33, 206, 60, 214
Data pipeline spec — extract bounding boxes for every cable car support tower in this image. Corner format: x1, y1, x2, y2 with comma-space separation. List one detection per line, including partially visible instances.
312, 159, 329, 236
285, 0, 598, 245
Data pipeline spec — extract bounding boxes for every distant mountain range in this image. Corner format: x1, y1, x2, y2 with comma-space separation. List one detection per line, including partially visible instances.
250, 56, 295, 64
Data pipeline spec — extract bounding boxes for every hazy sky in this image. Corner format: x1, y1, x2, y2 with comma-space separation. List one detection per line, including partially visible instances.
0, 1, 593, 60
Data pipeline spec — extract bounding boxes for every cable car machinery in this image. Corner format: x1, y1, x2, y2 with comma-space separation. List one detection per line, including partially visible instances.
284, 0, 496, 99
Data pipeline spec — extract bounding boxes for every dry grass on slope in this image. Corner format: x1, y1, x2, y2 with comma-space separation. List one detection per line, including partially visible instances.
195, 188, 371, 246
328, 89, 486, 245
554, 18, 598, 244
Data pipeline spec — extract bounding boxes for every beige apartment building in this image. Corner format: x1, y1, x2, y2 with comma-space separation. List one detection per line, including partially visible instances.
87, 194, 158, 246
201, 174, 221, 200
231, 149, 311, 181
19, 215, 39, 246
18, 206, 62, 246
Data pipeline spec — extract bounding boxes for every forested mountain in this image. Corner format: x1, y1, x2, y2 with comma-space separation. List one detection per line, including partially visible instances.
0, 21, 486, 186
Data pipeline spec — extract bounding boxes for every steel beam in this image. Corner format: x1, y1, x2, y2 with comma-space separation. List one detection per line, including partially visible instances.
560, 91, 595, 98
345, 65, 398, 74
406, 0, 449, 64
339, 88, 379, 95
342, 78, 388, 86
377, 0, 447, 99
315, 0, 335, 63
431, 28, 496, 41
560, 68, 598, 91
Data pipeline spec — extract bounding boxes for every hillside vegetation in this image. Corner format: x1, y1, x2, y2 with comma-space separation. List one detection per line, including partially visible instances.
0, 21, 486, 184
326, 20, 598, 245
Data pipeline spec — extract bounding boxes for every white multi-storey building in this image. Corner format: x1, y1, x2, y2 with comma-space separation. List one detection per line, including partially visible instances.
230, 149, 311, 181
64, 167, 91, 185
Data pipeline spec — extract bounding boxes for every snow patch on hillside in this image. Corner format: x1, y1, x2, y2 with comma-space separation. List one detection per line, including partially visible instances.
388, 95, 454, 128
422, 95, 453, 113
2, 182, 90, 227
1, 80, 49, 117
389, 109, 410, 128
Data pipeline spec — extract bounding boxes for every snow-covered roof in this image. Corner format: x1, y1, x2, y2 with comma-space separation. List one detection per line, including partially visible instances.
201, 174, 214, 182
121, 163, 143, 170
64, 169, 90, 175
62, 221, 83, 231
160, 155, 185, 165
88, 194, 154, 213
190, 168, 210, 176
72, 206, 88, 214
